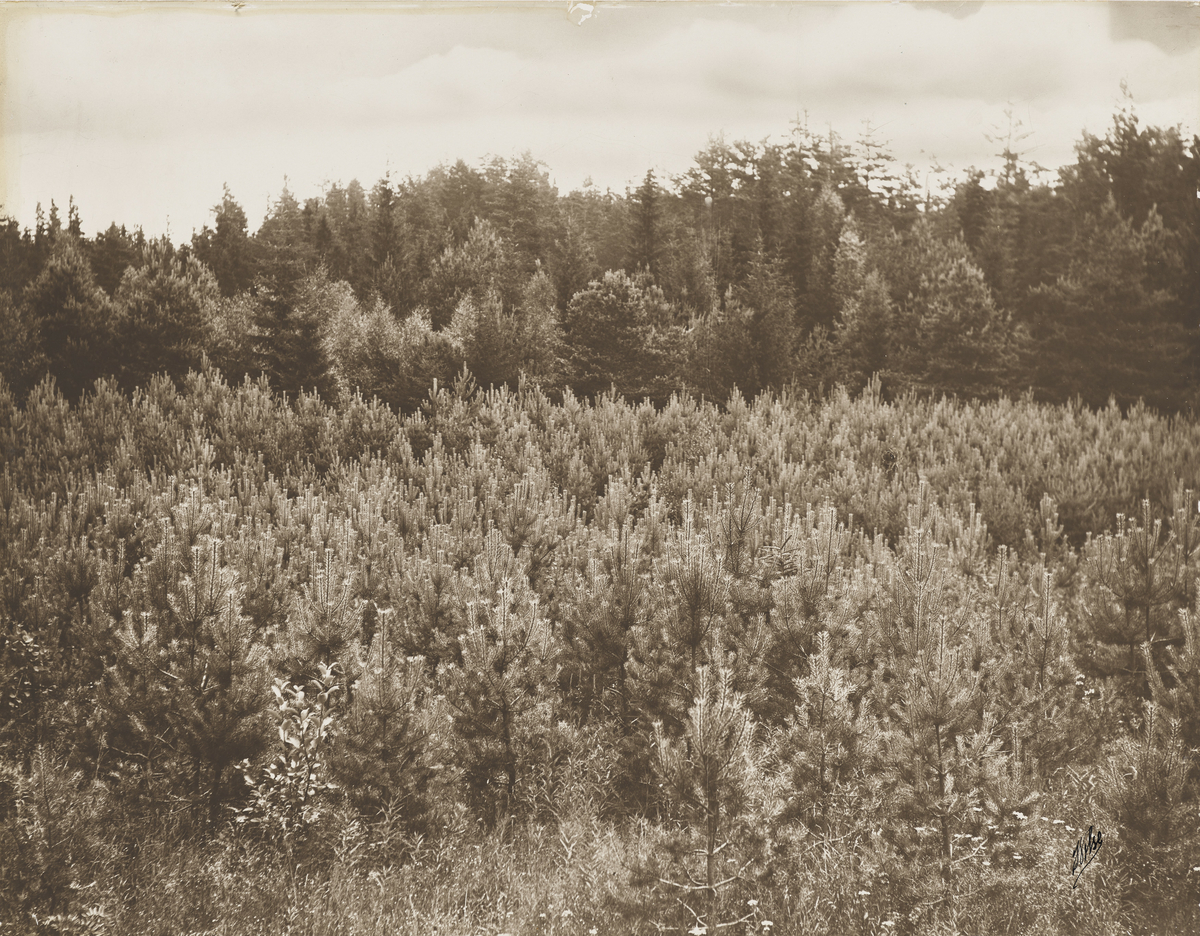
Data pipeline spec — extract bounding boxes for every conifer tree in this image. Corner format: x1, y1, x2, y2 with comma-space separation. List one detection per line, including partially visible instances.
1028, 198, 1189, 409
22, 238, 114, 401
281, 547, 366, 685
191, 186, 255, 297
438, 532, 556, 825
103, 524, 270, 824
0, 290, 45, 398
1080, 499, 1191, 691
876, 492, 985, 881
777, 629, 878, 835
629, 169, 662, 277
888, 224, 1020, 398
651, 662, 772, 932
113, 238, 221, 389
329, 614, 445, 839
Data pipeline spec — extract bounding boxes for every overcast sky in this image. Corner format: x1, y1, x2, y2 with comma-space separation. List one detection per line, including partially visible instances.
2, 1, 1197, 240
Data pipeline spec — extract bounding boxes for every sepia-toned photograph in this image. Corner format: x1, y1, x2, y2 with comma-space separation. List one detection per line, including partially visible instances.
1, 1, 1198, 933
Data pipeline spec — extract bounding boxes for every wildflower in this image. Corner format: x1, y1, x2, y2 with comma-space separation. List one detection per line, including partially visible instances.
1053, 819, 1065, 825
689, 927, 708, 936
972, 806, 983, 812
882, 922, 896, 928
1013, 811, 1027, 820
858, 890, 871, 896
747, 899, 759, 908
561, 909, 574, 919
761, 923, 774, 932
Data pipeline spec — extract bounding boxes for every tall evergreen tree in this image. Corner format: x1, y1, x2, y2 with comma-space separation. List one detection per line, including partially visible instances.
629, 169, 662, 277
1028, 197, 1188, 408
21, 237, 114, 400
113, 238, 221, 389
191, 186, 255, 297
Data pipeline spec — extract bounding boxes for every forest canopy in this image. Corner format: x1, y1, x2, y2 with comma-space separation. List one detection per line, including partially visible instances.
1, 102, 1196, 414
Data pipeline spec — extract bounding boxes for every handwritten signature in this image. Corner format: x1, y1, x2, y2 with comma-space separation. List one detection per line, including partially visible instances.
1070, 825, 1103, 889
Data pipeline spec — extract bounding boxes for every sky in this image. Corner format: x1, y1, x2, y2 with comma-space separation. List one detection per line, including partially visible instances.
2, 1, 1198, 240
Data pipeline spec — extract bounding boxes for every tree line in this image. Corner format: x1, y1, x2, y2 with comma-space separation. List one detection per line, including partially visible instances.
2, 100, 1196, 413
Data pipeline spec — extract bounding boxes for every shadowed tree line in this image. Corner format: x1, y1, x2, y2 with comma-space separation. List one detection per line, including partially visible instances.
2, 101, 1196, 413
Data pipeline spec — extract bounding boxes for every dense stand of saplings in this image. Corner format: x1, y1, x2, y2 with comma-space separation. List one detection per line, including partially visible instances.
1, 363, 1199, 935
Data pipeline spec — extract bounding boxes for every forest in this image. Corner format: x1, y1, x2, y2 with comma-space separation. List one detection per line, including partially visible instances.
0, 104, 1199, 935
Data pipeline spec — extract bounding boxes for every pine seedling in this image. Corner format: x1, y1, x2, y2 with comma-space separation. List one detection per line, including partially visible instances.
282, 547, 365, 683
438, 531, 556, 826
779, 629, 878, 835
878, 505, 984, 881
652, 662, 770, 933
1100, 700, 1194, 900
331, 608, 446, 844
1082, 499, 1188, 688
657, 496, 727, 676
1144, 586, 1200, 751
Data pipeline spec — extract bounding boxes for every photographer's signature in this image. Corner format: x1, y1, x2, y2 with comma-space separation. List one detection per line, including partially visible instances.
1070, 825, 1103, 889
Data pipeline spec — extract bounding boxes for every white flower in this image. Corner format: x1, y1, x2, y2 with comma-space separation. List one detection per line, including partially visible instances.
858, 890, 871, 896
882, 922, 896, 928
747, 899, 759, 907
1013, 811, 1027, 820
1053, 819, 1065, 825
689, 927, 708, 936
561, 909, 574, 918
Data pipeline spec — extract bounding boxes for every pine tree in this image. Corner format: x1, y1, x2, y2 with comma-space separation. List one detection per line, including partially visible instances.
1028, 197, 1189, 409
191, 186, 255, 297
876, 491, 985, 881
888, 223, 1020, 399
1080, 498, 1191, 692
651, 662, 772, 931
778, 629, 879, 835
437, 532, 556, 826
113, 238, 221, 389
629, 169, 662, 277
103, 524, 270, 825
22, 237, 115, 401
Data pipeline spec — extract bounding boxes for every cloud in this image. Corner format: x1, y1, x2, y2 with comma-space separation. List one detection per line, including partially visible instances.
912, 2, 986, 21
1109, 1, 1200, 55
4, 3, 1197, 238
